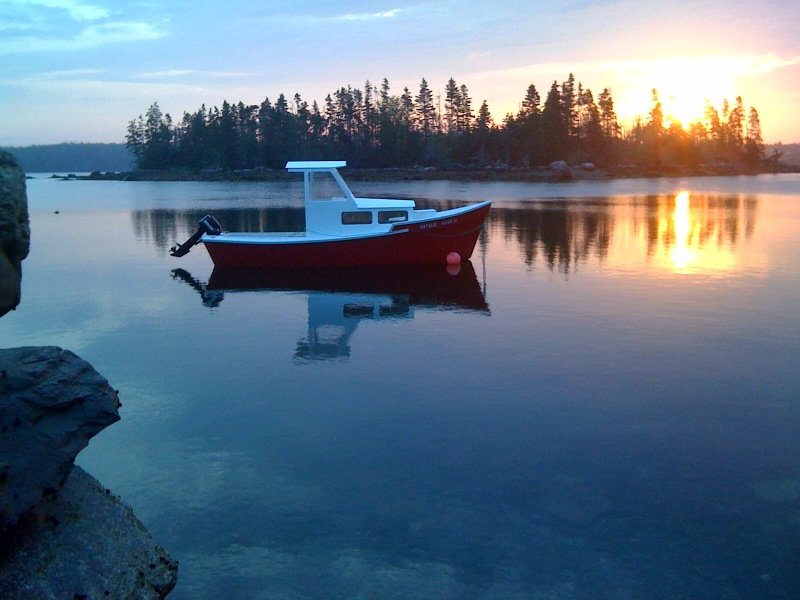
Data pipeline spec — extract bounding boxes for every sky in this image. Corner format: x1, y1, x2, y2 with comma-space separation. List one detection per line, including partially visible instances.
1, 0, 799, 146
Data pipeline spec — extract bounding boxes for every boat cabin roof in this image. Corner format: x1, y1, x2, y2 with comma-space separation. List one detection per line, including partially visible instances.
286, 160, 346, 171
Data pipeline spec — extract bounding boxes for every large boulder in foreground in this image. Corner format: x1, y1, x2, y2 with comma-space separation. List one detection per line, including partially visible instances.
0, 466, 178, 599
0, 153, 177, 596
0, 151, 30, 317
0, 347, 178, 597
0, 346, 121, 532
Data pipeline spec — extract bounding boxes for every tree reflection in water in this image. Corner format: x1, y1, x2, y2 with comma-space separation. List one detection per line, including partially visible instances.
140, 192, 758, 277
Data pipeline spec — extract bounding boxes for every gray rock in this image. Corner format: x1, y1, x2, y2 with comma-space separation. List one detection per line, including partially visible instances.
0, 153, 176, 596
548, 160, 573, 181
0, 150, 30, 317
0, 466, 177, 599
0, 252, 20, 319
0, 346, 121, 532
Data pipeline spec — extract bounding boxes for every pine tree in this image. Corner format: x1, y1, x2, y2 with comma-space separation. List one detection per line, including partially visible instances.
415, 78, 436, 137
514, 84, 544, 166
577, 87, 602, 160
541, 81, 567, 161
597, 88, 619, 139
475, 100, 494, 165
459, 84, 473, 132
139, 102, 173, 169
218, 100, 239, 169
521, 84, 541, 118
561, 73, 576, 140
363, 80, 377, 152
744, 106, 764, 166
125, 115, 145, 166
642, 89, 664, 168
647, 89, 663, 135
444, 78, 459, 134
476, 100, 493, 130
704, 100, 722, 149
726, 96, 745, 151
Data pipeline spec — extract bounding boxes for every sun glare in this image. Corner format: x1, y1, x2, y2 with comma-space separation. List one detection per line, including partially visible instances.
657, 191, 741, 274
658, 62, 736, 127
670, 191, 697, 269
614, 57, 740, 128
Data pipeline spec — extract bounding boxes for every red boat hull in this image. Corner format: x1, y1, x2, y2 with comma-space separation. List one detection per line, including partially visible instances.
203, 202, 490, 268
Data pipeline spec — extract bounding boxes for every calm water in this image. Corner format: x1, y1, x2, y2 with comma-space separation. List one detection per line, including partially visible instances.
4, 174, 800, 599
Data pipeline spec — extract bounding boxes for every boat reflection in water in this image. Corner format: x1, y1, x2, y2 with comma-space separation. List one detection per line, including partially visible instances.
171, 261, 489, 361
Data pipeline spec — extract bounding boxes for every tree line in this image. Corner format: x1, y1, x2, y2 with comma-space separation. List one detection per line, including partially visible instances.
126, 74, 765, 172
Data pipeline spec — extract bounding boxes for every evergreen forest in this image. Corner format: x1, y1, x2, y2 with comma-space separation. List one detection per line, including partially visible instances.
125, 74, 767, 174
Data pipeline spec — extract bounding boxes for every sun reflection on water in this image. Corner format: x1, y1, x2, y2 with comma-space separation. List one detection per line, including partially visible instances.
657, 191, 743, 275
669, 191, 699, 271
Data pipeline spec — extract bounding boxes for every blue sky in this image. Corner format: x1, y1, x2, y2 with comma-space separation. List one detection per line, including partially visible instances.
1, 0, 799, 145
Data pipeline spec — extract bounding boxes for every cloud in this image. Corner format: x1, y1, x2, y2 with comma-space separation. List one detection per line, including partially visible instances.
472, 53, 800, 83
1, 0, 108, 21
41, 67, 105, 77
0, 20, 165, 54
207, 71, 251, 79
0, 0, 166, 54
138, 69, 196, 79
77, 20, 164, 45
338, 8, 401, 21
737, 53, 800, 76
136, 69, 251, 80
255, 6, 406, 31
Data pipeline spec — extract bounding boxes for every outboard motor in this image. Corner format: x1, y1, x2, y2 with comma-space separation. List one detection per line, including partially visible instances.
170, 215, 223, 257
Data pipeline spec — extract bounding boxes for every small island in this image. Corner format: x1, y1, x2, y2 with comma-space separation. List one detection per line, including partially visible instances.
116, 74, 796, 182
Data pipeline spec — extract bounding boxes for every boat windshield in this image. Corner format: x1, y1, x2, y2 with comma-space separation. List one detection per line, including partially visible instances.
308, 171, 346, 201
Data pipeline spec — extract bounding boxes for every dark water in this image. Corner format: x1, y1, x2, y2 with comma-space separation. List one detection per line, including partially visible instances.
4, 175, 800, 599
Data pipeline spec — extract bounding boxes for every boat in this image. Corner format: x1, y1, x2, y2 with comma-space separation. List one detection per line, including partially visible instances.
169, 161, 491, 267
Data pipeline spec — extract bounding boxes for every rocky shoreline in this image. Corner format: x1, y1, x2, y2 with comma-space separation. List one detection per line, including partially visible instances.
0, 150, 177, 598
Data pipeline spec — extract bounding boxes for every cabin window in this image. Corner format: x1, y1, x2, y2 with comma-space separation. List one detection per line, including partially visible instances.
308, 171, 344, 201
341, 211, 372, 225
343, 303, 375, 318
378, 210, 408, 224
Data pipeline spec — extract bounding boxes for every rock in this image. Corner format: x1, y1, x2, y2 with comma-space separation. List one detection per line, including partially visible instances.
0, 151, 30, 317
548, 160, 573, 181
0, 253, 20, 319
0, 346, 121, 532
0, 466, 177, 599
0, 154, 176, 596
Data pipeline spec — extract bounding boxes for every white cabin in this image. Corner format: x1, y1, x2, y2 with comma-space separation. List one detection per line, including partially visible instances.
286, 161, 435, 237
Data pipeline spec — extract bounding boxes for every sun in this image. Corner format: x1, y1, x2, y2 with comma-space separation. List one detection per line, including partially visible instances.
613, 56, 741, 128
656, 59, 739, 127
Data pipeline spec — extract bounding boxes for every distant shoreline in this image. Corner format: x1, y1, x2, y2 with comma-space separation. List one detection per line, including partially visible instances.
8, 141, 800, 178
50, 162, 800, 184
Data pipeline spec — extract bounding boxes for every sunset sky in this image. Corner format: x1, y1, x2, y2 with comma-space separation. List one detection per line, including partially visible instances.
1, 0, 798, 146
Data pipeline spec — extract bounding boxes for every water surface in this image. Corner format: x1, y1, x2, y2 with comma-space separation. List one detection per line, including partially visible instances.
4, 174, 800, 599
